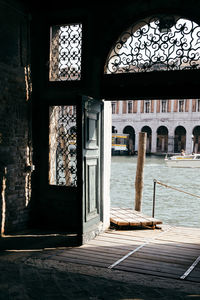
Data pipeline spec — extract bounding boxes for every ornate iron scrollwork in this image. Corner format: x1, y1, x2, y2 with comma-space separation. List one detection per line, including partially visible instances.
105, 16, 200, 74
49, 24, 82, 81
49, 106, 77, 186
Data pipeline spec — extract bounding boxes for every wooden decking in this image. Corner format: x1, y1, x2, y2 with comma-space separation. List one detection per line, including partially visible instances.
46, 225, 200, 283
110, 207, 162, 228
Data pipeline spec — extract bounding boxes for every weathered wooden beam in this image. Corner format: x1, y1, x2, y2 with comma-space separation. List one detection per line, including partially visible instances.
135, 132, 147, 212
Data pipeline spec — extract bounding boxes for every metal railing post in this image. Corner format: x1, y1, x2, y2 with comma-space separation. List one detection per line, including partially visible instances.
152, 179, 156, 218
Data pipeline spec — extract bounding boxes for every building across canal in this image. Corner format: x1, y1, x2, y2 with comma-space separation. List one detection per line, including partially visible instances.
112, 99, 200, 155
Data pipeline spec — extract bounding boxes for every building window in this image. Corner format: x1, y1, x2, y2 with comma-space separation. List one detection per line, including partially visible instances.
179, 100, 185, 112
49, 106, 77, 186
144, 100, 151, 113
112, 102, 117, 114
161, 100, 167, 113
49, 23, 82, 81
197, 100, 200, 112
128, 101, 133, 113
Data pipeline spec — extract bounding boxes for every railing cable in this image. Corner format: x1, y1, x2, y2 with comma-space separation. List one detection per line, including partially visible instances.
154, 179, 200, 199
152, 179, 200, 218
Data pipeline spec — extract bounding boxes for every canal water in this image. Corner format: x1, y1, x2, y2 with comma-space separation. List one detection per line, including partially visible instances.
110, 156, 200, 228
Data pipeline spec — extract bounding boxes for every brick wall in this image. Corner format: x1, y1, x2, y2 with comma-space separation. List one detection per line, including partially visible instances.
0, 2, 32, 234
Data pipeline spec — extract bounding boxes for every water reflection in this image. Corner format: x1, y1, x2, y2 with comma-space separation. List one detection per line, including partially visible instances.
110, 155, 200, 228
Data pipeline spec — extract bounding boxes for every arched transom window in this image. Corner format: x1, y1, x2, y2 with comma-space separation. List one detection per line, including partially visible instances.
105, 15, 200, 74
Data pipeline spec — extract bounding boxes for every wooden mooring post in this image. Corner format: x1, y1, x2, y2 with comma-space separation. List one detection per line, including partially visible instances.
135, 132, 146, 212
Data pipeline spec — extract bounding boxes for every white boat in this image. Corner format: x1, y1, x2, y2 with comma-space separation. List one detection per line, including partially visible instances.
165, 153, 200, 168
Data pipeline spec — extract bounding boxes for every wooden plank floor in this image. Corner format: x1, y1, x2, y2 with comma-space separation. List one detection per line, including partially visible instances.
110, 207, 162, 228
48, 225, 200, 283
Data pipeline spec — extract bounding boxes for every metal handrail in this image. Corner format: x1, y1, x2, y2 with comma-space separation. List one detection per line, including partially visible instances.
152, 179, 200, 217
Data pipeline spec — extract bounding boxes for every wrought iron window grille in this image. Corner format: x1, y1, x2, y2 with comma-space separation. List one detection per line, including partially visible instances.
49, 106, 77, 187
49, 23, 82, 81
105, 15, 200, 74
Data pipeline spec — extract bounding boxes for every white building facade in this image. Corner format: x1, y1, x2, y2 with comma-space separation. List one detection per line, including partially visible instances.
112, 99, 200, 154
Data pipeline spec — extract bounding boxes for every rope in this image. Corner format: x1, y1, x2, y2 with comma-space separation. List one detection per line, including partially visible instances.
154, 179, 200, 199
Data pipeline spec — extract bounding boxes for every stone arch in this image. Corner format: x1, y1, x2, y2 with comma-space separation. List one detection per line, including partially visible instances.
141, 126, 152, 153
157, 126, 168, 153
192, 125, 200, 153
123, 125, 135, 155
174, 126, 186, 153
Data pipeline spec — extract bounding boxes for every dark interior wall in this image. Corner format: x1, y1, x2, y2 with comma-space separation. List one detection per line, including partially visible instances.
0, 0, 31, 234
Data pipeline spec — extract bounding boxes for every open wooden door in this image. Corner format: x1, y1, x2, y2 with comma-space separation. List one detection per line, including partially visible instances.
81, 96, 104, 243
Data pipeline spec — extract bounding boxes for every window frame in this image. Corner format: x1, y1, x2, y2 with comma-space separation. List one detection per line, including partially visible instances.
49, 23, 83, 82
144, 100, 151, 113
128, 100, 133, 113
111, 101, 117, 114
197, 99, 200, 112
178, 99, 185, 112
161, 100, 167, 113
